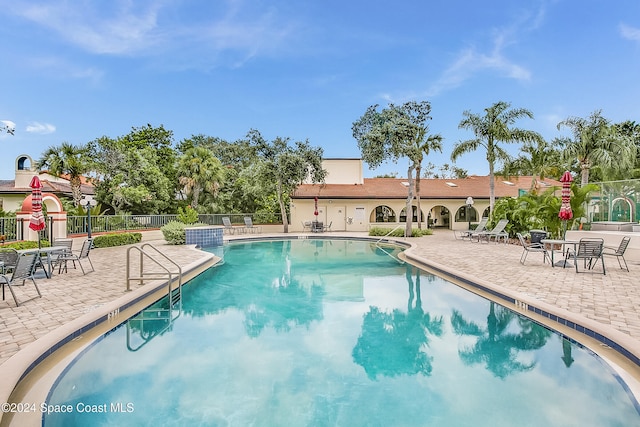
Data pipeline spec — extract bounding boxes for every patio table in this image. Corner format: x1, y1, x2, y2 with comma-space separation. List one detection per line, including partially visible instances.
540, 239, 579, 268
17, 246, 68, 278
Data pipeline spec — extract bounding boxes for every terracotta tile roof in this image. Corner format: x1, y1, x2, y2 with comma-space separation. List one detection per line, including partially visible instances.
292, 175, 562, 199
0, 179, 94, 196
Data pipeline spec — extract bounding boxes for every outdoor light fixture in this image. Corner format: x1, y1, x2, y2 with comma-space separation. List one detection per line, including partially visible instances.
465, 196, 474, 230
80, 195, 98, 239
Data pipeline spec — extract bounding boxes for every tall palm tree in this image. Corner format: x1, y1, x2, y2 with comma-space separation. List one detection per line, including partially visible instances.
38, 142, 91, 206
177, 146, 225, 210
558, 111, 637, 185
451, 101, 542, 214
413, 133, 443, 228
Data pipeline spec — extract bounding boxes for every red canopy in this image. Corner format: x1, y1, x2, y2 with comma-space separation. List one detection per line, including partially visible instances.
29, 176, 46, 232
558, 171, 573, 221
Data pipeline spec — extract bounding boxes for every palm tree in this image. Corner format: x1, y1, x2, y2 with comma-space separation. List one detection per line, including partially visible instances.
413, 133, 443, 229
557, 110, 636, 185
177, 146, 225, 210
503, 138, 562, 191
451, 101, 542, 214
38, 142, 91, 206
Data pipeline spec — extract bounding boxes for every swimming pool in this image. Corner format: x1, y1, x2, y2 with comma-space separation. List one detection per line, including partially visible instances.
32, 239, 640, 425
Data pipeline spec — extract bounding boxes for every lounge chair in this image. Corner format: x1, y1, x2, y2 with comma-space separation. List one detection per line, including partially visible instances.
566, 238, 606, 274
243, 216, 261, 234
603, 236, 630, 272
56, 239, 95, 275
0, 252, 41, 306
517, 233, 550, 265
222, 217, 243, 235
473, 219, 509, 243
456, 217, 488, 240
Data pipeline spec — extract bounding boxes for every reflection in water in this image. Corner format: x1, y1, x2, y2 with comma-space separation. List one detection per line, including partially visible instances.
451, 302, 552, 378
352, 266, 444, 379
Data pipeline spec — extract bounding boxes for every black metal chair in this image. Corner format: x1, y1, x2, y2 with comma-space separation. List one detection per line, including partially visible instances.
567, 238, 606, 274
0, 247, 19, 274
56, 239, 95, 275
1, 252, 41, 306
517, 233, 550, 265
603, 236, 631, 272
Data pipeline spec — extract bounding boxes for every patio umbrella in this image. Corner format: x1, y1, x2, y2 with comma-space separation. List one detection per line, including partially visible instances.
314, 196, 319, 219
558, 171, 573, 239
29, 175, 46, 249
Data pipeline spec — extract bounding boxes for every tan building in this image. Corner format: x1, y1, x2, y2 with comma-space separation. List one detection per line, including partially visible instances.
290, 159, 561, 232
0, 154, 94, 213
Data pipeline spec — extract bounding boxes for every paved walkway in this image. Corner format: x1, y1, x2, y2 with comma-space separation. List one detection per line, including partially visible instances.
1, 230, 639, 370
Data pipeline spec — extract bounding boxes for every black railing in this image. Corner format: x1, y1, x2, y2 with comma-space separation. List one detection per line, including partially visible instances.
0, 213, 284, 242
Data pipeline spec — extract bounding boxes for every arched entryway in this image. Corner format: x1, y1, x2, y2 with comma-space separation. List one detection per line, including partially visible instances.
370, 205, 397, 223
428, 205, 450, 228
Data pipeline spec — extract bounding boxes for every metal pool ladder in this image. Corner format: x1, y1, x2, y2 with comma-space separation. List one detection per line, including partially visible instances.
375, 225, 405, 264
125, 244, 183, 351
126, 243, 183, 308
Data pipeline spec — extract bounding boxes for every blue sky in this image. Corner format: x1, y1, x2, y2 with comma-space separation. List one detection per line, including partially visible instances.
1, 0, 639, 180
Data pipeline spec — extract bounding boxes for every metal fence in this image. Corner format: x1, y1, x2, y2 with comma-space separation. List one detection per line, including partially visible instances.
0, 217, 54, 243
0, 212, 283, 242
586, 178, 640, 223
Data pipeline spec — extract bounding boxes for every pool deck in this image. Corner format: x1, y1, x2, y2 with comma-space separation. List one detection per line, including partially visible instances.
1, 229, 640, 395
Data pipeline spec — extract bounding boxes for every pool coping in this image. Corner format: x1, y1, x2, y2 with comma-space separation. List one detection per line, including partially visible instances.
0, 249, 219, 423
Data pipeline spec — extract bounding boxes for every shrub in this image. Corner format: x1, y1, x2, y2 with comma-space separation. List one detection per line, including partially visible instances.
177, 206, 199, 224
368, 227, 432, 237
92, 232, 142, 248
161, 221, 187, 245
1, 240, 50, 250
161, 221, 210, 245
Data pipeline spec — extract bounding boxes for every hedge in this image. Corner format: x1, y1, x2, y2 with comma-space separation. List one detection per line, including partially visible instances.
0, 240, 50, 250
92, 232, 142, 248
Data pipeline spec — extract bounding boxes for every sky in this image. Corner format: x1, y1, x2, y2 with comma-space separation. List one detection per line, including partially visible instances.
1, 0, 639, 180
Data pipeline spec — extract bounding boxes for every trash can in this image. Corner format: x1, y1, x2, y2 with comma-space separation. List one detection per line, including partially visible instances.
530, 229, 547, 245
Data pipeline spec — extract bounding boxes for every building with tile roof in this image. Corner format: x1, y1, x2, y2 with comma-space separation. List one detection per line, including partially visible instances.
290, 159, 561, 232
0, 154, 94, 213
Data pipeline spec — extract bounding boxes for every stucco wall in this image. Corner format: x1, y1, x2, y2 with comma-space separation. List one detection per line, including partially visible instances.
290, 198, 490, 232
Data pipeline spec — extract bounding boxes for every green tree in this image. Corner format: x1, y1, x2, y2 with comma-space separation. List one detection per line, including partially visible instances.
452, 101, 543, 214
38, 142, 92, 206
88, 125, 177, 214
353, 101, 439, 235
503, 138, 563, 191
177, 146, 225, 210
246, 129, 326, 233
557, 110, 636, 185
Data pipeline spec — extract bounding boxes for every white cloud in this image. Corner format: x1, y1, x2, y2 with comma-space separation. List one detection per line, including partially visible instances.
619, 23, 640, 42
424, 4, 548, 98
7, 0, 295, 68
26, 122, 56, 134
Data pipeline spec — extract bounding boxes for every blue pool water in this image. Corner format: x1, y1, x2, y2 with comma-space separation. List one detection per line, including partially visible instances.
44, 239, 640, 426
